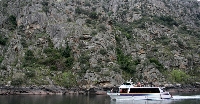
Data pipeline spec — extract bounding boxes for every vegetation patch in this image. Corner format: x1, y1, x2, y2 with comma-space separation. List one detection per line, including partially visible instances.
0, 34, 8, 46
149, 57, 165, 72
153, 16, 179, 28
170, 69, 190, 83
41, 1, 50, 13
55, 71, 77, 88
99, 49, 107, 55
116, 48, 140, 75
11, 78, 24, 86
0, 56, 4, 64
3, 15, 17, 30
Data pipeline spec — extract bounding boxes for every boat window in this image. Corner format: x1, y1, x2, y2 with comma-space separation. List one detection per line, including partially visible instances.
123, 83, 131, 85
119, 88, 128, 93
129, 88, 160, 93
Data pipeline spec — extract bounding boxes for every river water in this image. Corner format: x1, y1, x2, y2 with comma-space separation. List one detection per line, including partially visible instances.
0, 92, 200, 104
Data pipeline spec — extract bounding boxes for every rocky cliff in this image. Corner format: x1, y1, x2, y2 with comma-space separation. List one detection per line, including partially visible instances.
0, 0, 200, 88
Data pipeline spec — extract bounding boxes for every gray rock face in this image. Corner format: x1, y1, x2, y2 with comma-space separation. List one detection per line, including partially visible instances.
0, 0, 199, 88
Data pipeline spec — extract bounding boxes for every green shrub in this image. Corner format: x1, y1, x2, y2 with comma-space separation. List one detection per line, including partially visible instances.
84, 2, 91, 7
171, 69, 190, 83
57, 72, 77, 88
93, 66, 101, 72
89, 12, 98, 19
114, 22, 133, 39
23, 50, 37, 67
99, 49, 107, 55
116, 48, 138, 74
149, 57, 164, 72
75, 7, 82, 14
75, 7, 89, 15
86, 19, 92, 24
41, 1, 49, 13
25, 68, 36, 78
178, 26, 199, 39
11, 78, 24, 86
91, 30, 97, 36
21, 38, 28, 48
65, 57, 74, 68
98, 24, 107, 32
79, 53, 90, 64
62, 44, 74, 68
62, 44, 71, 58
4, 15, 17, 30
0, 66, 6, 70
154, 36, 170, 45
0, 35, 8, 45
0, 56, 3, 63
80, 63, 90, 73
153, 16, 178, 28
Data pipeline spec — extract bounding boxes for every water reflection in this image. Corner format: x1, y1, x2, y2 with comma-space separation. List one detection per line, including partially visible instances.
0, 95, 110, 104
111, 100, 173, 104
0, 94, 200, 104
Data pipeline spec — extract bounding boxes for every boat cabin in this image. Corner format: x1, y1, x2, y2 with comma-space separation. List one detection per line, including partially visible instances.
118, 81, 163, 94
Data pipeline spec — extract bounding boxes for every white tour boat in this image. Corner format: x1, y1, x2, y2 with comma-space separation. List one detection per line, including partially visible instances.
107, 80, 172, 100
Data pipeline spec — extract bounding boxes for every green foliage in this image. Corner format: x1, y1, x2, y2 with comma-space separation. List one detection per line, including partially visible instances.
132, 16, 150, 29
79, 52, 90, 73
153, 16, 179, 28
62, 45, 71, 58
84, 1, 91, 7
99, 49, 107, 55
25, 68, 36, 78
86, 19, 92, 24
149, 57, 165, 72
178, 25, 200, 39
0, 32, 8, 46
41, 1, 49, 13
171, 69, 190, 83
21, 38, 28, 48
154, 36, 170, 45
98, 24, 107, 32
67, 18, 72, 22
75, 7, 83, 14
57, 72, 77, 88
80, 63, 90, 73
89, 12, 99, 19
177, 39, 184, 48
114, 23, 133, 40
4, 15, 17, 30
115, 35, 121, 43
61, 44, 74, 68
0, 66, 6, 70
119, 15, 178, 30
116, 48, 139, 75
79, 55, 90, 64
0, 56, 3, 63
42, 45, 74, 70
91, 30, 97, 36
65, 56, 74, 68
11, 78, 24, 86
75, 7, 89, 15
22, 38, 74, 71
2, 0, 8, 7
23, 50, 37, 67
188, 67, 200, 80
93, 66, 101, 72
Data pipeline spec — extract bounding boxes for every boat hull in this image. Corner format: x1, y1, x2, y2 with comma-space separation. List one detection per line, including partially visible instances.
107, 92, 172, 100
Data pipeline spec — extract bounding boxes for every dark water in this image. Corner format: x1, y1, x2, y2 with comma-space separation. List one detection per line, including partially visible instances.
0, 93, 200, 104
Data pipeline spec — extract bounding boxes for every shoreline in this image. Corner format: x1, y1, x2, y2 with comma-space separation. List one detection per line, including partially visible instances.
0, 86, 200, 95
